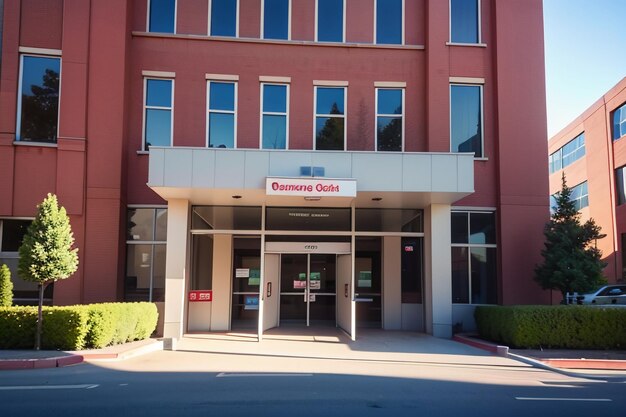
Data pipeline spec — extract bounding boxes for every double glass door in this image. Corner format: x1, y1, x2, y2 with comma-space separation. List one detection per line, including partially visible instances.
279, 254, 336, 326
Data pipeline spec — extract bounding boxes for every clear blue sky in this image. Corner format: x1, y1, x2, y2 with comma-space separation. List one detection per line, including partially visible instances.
544, 0, 626, 137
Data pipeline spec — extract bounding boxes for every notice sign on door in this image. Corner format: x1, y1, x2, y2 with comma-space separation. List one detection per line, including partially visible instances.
189, 290, 212, 302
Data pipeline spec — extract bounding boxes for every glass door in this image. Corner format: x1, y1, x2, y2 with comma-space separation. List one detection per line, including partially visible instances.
279, 254, 336, 326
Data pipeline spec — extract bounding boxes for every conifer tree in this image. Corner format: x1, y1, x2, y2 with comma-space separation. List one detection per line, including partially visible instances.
18, 194, 78, 349
0, 264, 13, 307
535, 174, 606, 303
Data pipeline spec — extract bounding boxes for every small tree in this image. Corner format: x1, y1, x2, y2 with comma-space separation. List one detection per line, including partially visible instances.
0, 264, 13, 307
18, 194, 78, 350
535, 174, 607, 303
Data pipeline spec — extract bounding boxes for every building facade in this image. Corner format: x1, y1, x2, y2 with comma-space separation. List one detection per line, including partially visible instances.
548, 77, 626, 286
0, 0, 549, 340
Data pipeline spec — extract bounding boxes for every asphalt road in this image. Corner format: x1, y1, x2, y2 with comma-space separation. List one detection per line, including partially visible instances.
1, 350, 624, 417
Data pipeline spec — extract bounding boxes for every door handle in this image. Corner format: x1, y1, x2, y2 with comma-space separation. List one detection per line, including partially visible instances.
267, 282, 272, 298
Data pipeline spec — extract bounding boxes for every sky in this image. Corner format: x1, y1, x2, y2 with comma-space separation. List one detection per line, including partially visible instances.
543, 0, 626, 137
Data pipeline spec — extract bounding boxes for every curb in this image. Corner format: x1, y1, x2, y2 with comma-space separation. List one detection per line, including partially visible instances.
80, 340, 164, 362
0, 355, 84, 371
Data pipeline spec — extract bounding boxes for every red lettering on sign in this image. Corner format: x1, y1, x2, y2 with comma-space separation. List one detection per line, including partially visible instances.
189, 290, 213, 302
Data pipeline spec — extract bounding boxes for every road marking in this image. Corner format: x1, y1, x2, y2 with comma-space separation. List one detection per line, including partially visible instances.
216, 372, 313, 378
515, 397, 611, 402
0, 384, 99, 391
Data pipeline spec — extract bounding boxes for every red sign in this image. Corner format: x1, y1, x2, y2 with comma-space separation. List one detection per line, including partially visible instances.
188, 290, 213, 302
404, 245, 414, 252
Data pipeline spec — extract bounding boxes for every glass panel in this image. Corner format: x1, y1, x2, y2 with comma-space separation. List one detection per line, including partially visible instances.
401, 238, 423, 303
318, 0, 343, 42
451, 212, 468, 244
263, 0, 289, 40
316, 87, 344, 114
280, 254, 307, 323
125, 245, 151, 301
192, 206, 262, 230
622, 234, 626, 280
265, 207, 351, 231
231, 294, 259, 329
208, 113, 235, 148
469, 212, 496, 244
470, 247, 497, 304
376, 0, 402, 44
355, 209, 422, 232
377, 117, 402, 151
451, 85, 482, 157
146, 79, 172, 107
355, 237, 382, 295
145, 109, 172, 148
1, 220, 31, 252
315, 117, 344, 150
617, 167, 626, 205
262, 115, 287, 149
451, 0, 479, 43
211, 0, 237, 36
263, 84, 287, 113
191, 234, 213, 290
377, 89, 402, 114
452, 247, 469, 303
152, 244, 166, 302
232, 238, 261, 293
127, 209, 155, 241
356, 295, 381, 328
19, 56, 60, 143
155, 209, 168, 241
209, 82, 235, 111
310, 254, 336, 293
149, 0, 176, 33
308, 295, 336, 323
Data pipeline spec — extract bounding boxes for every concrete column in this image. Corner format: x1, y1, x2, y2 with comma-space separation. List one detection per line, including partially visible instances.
163, 199, 190, 339
424, 204, 452, 338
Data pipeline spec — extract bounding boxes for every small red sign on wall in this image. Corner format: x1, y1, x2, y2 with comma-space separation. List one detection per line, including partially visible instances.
188, 290, 213, 302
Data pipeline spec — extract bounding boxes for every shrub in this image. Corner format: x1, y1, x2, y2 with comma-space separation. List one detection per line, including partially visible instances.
475, 305, 626, 349
0, 302, 158, 350
0, 264, 13, 307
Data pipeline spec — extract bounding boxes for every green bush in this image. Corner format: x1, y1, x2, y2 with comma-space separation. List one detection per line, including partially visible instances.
475, 305, 626, 349
0, 302, 158, 350
0, 264, 13, 307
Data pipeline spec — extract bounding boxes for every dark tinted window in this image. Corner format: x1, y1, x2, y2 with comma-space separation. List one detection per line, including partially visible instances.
1, 220, 31, 252
376, 0, 402, 44
356, 209, 422, 232
617, 166, 626, 205
401, 238, 423, 303
265, 207, 350, 231
148, 0, 176, 33
264, 0, 289, 40
451, 84, 482, 157
211, 0, 237, 36
451, 212, 468, 244
318, 0, 343, 42
451, 0, 479, 43
469, 212, 496, 244
192, 206, 262, 230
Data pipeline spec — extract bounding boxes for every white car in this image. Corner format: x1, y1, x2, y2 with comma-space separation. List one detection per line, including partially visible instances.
577, 285, 626, 305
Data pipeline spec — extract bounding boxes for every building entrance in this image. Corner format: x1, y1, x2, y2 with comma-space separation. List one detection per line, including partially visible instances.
279, 254, 336, 326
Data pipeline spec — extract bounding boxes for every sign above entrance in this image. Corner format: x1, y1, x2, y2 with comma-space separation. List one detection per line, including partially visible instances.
266, 177, 357, 197
265, 242, 351, 254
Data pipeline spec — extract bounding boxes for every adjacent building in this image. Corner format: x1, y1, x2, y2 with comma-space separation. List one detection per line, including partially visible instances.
0, 0, 549, 340
548, 77, 626, 285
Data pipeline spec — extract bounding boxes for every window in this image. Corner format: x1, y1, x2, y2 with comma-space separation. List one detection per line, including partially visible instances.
549, 132, 585, 174
148, 0, 176, 33
16, 55, 61, 143
210, 0, 238, 37
143, 78, 173, 150
401, 237, 423, 303
450, 84, 483, 157
207, 81, 237, 148
263, 0, 289, 40
375, 0, 403, 44
261, 83, 288, 149
125, 208, 167, 302
451, 211, 497, 304
613, 103, 626, 140
317, 0, 344, 42
617, 166, 626, 205
450, 0, 480, 44
570, 181, 589, 211
315, 86, 345, 150
376, 88, 404, 151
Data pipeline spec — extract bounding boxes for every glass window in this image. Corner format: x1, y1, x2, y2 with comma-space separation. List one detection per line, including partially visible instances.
143, 78, 173, 150
315, 87, 345, 150
265, 207, 351, 231
376, 88, 403, 151
613, 103, 626, 140
148, 0, 176, 33
207, 81, 236, 148
376, 0, 402, 44
261, 83, 288, 149
17, 55, 61, 143
450, 0, 479, 43
263, 0, 289, 40
570, 181, 589, 211
317, 0, 343, 42
617, 166, 626, 205
401, 237, 423, 303
451, 210, 497, 304
548, 149, 562, 174
549, 133, 585, 174
355, 209, 422, 232
192, 206, 262, 230
0, 219, 31, 252
211, 0, 238, 37
450, 84, 483, 157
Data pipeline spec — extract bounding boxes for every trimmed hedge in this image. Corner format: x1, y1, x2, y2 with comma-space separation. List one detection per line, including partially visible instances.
0, 302, 158, 350
475, 305, 626, 349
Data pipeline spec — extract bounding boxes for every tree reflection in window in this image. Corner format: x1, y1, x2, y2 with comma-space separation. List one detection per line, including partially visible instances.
19, 56, 60, 143
316, 102, 344, 150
